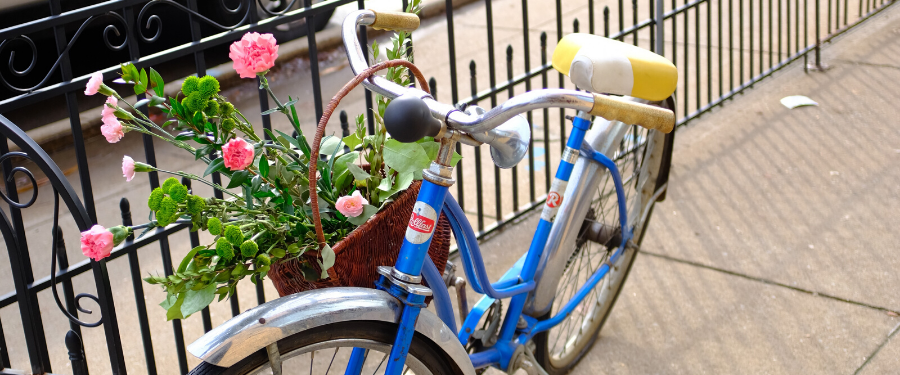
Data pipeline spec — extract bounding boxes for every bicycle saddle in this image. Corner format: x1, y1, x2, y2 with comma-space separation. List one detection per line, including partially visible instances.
552, 33, 677, 101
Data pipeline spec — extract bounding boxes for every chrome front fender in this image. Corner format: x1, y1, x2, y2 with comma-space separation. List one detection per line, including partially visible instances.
188, 287, 475, 375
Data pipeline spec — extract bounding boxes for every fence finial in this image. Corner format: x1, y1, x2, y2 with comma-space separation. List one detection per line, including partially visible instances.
65, 330, 89, 375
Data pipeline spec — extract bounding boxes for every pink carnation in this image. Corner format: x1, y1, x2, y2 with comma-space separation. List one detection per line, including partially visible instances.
335, 190, 368, 217
84, 72, 103, 95
81, 225, 114, 261
122, 155, 135, 182
101, 116, 124, 143
229, 32, 279, 79
101, 96, 117, 117
221, 138, 254, 171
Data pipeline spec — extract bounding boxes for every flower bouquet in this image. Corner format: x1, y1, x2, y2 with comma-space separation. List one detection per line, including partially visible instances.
80, 0, 454, 320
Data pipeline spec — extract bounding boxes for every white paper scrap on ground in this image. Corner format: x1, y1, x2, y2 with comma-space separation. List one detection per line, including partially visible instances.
780, 95, 819, 109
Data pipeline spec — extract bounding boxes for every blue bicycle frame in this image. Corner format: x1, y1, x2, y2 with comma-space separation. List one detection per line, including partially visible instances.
346, 113, 634, 374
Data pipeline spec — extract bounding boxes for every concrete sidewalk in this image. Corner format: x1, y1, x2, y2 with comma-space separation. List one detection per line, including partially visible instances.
476, 4, 900, 374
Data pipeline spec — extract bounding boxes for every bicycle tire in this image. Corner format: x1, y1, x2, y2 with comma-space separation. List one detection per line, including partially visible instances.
533, 125, 673, 374
189, 320, 466, 375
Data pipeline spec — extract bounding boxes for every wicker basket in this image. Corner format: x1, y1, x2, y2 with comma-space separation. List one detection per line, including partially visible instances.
268, 180, 451, 295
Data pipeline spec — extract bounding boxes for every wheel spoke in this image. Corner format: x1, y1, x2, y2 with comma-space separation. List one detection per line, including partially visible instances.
325, 347, 338, 374
372, 352, 388, 375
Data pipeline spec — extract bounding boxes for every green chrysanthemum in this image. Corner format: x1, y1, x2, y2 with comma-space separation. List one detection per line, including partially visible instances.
224, 225, 244, 246
198, 76, 220, 99
148, 187, 165, 211
240, 240, 259, 258
215, 237, 234, 260
161, 177, 180, 195
205, 100, 220, 116
182, 92, 206, 113
220, 102, 235, 116
186, 195, 206, 214
168, 183, 188, 203
255, 254, 271, 266
181, 76, 200, 96
157, 196, 177, 223
207, 217, 222, 235
221, 118, 236, 132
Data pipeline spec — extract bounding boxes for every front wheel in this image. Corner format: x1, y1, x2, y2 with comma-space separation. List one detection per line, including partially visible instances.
189, 321, 466, 375
533, 122, 673, 374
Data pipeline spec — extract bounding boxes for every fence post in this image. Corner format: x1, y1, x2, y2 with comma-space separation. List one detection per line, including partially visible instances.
656, 0, 665, 55
65, 330, 89, 375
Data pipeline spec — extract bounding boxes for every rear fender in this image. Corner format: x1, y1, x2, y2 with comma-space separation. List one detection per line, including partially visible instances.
187, 287, 475, 375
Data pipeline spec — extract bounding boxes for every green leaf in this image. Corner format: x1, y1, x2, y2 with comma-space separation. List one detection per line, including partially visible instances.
160, 293, 178, 310
165, 293, 185, 321
332, 152, 359, 182
346, 204, 379, 226
450, 150, 463, 167
139, 68, 149, 90
419, 140, 440, 160
282, 193, 294, 215
203, 158, 225, 177
180, 283, 216, 318
377, 173, 393, 191
261, 107, 280, 115
347, 163, 370, 181
134, 98, 151, 109
383, 139, 431, 174
133, 84, 146, 96
227, 170, 250, 188
175, 131, 195, 141
342, 133, 363, 151
259, 157, 270, 178
378, 171, 414, 201
319, 136, 343, 156
178, 246, 205, 274
149, 68, 165, 97
150, 95, 167, 107
319, 244, 335, 279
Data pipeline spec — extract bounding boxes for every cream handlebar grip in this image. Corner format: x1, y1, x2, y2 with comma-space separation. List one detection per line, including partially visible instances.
370, 10, 420, 32
590, 94, 675, 133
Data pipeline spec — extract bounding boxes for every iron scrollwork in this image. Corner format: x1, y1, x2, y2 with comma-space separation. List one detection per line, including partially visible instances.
0, 150, 104, 327
0, 12, 128, 93
136, 0, 251, 42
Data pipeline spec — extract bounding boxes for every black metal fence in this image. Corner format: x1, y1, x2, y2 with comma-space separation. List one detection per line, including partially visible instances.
0, 0, 894, 373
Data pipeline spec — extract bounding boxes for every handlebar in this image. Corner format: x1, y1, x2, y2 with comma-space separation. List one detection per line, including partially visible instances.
342, 9, 674, 135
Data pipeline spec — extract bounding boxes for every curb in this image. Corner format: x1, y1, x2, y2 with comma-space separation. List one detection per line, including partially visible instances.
14, 0, 479, 153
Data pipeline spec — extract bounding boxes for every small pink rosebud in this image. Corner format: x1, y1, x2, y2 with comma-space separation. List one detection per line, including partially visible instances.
229, 32, 279, 79
221, 138, 254, 171
80, 224, 114, 261
84, 72, 103, 96
335, 190, 369, 217
122, 155, 136, 181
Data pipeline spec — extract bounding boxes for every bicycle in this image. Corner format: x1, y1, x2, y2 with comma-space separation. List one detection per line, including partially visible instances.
187, 9, 677, 375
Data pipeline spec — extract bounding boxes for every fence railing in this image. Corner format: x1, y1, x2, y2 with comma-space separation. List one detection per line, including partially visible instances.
0, 0, 894, 373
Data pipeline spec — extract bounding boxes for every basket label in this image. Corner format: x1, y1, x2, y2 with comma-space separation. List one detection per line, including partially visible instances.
405, 201, 437, 244
541, 178, 568, 222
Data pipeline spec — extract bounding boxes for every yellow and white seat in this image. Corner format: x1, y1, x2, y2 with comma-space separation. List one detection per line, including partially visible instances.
552, 33, 677, 102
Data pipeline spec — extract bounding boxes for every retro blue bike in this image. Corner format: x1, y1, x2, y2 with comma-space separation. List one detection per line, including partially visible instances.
187, 9, 678, 375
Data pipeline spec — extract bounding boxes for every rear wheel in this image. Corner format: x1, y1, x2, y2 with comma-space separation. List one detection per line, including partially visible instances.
189, 321, 465, 375
534, 123, 672, 374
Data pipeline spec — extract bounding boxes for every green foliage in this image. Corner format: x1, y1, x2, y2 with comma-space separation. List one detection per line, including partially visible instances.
125, 14, 445, 320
